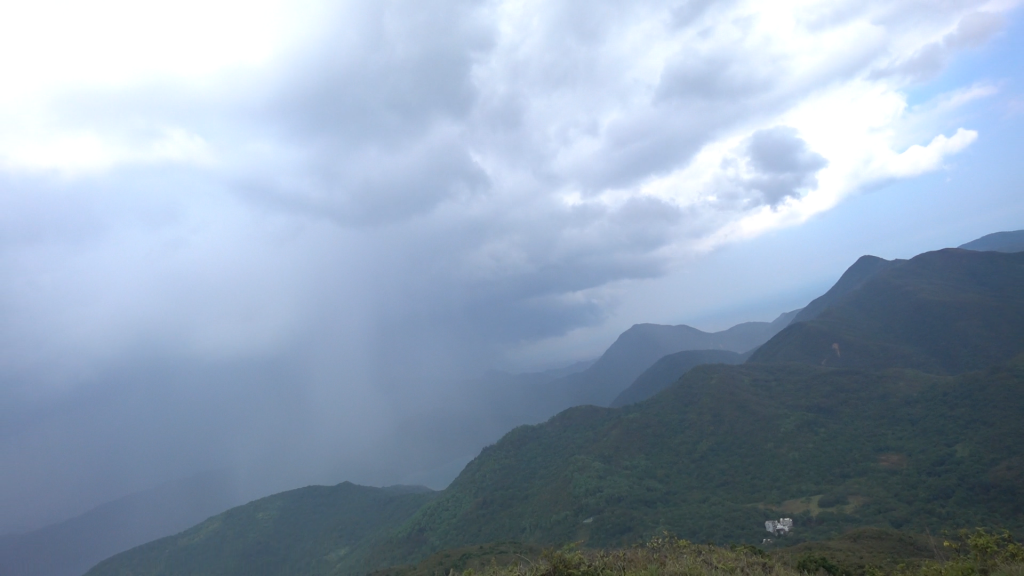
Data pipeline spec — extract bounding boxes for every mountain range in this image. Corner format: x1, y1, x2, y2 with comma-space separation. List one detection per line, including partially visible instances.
0, 306, 796, 576
369, 248, 1024, 567
751, 249, 1024, 373
10, 229, 1024, 576
85, 242, 1024, 576
543, 310, 799, 408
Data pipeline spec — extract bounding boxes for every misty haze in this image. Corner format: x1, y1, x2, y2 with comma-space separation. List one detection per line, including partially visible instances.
1, 2, 1023, 576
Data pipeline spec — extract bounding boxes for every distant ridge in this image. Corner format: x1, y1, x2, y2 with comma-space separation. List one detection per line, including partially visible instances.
545, 309, 799, 408
959, 229, 1024, 253
610, 349, 743, 407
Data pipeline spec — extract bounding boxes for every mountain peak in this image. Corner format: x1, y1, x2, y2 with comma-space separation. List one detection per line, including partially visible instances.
792, 254, 900, 324
751, 248, 1024, 373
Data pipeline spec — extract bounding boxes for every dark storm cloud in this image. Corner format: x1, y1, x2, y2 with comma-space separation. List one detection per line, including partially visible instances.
707, 126, 828, 209
352, 195, 683, 351
561, 110, 720, 192
250, 0, 493, 224
248, 128, 490, 226
745, 126, 828, 206
265, 0, 490, 138
657, 53, 773, 103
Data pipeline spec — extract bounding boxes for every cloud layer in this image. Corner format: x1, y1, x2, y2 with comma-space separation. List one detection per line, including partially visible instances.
0, 0, 1016, 532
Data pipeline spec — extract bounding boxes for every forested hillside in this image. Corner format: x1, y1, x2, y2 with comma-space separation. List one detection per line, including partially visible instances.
751, 249, 1024, 373
382, 360, 1024, 562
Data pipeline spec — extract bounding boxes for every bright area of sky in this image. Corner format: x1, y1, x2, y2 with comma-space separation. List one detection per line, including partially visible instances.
1, 0, 1022, 535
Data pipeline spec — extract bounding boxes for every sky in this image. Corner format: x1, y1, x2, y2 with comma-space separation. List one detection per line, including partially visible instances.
1, 0, 1023, 534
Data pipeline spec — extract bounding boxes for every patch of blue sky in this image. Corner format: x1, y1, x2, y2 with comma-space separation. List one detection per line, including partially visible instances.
667, 17, 1024, 332
904, 7, 1024, 108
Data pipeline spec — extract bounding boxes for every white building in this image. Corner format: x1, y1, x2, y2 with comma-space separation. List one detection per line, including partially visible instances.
764, 518, 793, 535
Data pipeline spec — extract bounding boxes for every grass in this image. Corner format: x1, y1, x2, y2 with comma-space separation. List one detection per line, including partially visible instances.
424, 530, 1024, 576
452, 537, 795, 576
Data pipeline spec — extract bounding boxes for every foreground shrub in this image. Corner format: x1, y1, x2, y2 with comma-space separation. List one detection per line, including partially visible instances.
450, 531, 1024, 576
462, 535, 797, 576
909, 529, 1024, 576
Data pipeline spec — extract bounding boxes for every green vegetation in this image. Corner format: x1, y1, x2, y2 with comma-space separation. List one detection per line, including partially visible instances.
466, 536, 796, 576
383, 530, 1024, 576
751, 250, 1024, 374
372, 542, 545, 576
381, 360, 1024, 563
381, 536, 795, 576
378, 250, 1024, 564
773, 528, 936, 575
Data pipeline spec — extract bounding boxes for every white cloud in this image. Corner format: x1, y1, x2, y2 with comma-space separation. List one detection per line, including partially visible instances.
0, 127, 213, 174
877, 127, 978, 178
0, 0, 1014, 377
0, 0, 317, 95
0, 0, 1014, 371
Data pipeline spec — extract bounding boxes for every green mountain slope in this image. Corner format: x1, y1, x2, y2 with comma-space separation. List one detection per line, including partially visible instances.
751, 249, 1024, 373
610, 349, 743, 407
85, 483, 435, 576
382, 360, 1024, 563
791, 255, 901, 324
377, 248, 1024, 563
